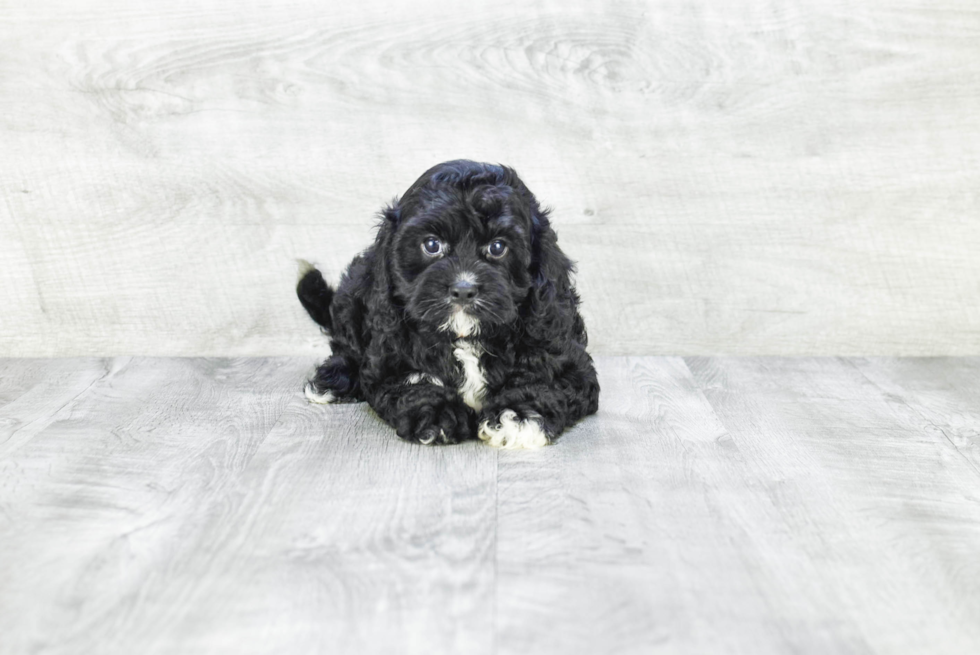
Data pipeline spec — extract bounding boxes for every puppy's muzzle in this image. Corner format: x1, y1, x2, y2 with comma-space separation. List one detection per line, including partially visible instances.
450, 280, 479, 304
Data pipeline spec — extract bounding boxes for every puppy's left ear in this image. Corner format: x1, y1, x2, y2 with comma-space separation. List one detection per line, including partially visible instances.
368, 200, 401, 301
501, 166, 573, 299
530, 207, 573, 297
524, 206, 585, 344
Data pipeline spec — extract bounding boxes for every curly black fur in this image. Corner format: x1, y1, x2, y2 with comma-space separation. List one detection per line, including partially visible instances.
297, 160, 599, 447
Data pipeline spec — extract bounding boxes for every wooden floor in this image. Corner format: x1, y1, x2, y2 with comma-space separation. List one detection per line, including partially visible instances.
1, 357, 978, 654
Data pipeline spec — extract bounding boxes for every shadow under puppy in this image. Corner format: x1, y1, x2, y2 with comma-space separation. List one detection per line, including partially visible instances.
297, 160, 599, 448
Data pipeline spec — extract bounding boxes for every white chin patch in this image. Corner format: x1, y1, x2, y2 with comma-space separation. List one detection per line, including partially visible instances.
478, 410, 549, 449
304, 383, 336, 404
440, 307, 480, 338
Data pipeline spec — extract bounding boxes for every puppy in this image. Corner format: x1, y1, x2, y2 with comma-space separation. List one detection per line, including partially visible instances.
297, 160, 598, 448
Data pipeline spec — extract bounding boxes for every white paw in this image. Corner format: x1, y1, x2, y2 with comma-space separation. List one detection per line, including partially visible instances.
478, 410, 549, 450
418, 429, 446, 446
304, 383, 336, 404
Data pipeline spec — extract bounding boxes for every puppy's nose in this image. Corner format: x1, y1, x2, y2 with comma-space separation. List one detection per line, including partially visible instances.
450, 280, 479, 303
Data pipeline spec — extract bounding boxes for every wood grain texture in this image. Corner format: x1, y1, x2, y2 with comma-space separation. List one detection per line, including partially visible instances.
0, 358, 114, 458
2, 356, 980, 653
0, 357, 305, 654
849, 357, 980, 474
0, 356, 498, 655
2, 0, 979, 356
685, 356, 980, 654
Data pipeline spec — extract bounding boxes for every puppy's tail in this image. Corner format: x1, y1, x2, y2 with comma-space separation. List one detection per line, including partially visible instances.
296, 260, 335, 334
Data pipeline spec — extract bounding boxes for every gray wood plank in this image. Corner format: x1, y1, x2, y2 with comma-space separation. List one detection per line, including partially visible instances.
0, 356, 498, 655
686, 356, 980, 654
2, 356, 980, 654
0, 357, 306, 655
494, 356, 743, 654
2, 0, 980, 356
495, 357, 883, 654
0, 358, 116, 458
849, 357, 980, 475
112, 389, 499, 655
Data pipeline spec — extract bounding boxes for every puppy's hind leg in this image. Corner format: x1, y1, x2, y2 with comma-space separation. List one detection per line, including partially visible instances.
305, 355, 362, 404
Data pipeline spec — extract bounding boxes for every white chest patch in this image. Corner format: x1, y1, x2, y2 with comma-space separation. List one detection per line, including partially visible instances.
453, 340, 486, 411
478, 410, 549, 449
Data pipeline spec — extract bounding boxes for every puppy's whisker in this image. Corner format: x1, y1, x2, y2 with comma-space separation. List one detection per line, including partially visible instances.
478, 302, 504, 323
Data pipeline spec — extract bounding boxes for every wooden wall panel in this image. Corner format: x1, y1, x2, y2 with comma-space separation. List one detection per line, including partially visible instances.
2, 0, 978, 355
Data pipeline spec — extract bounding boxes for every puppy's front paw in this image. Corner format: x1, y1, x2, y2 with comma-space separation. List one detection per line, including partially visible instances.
304, 382, 336, 404
395, 393, 473, 446
478, 409, 550, 449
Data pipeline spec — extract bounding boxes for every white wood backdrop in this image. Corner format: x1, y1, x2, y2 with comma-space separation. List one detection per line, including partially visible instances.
2, 0, 979, 356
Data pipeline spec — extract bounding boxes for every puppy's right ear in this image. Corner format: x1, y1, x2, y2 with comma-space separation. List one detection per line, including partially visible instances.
383, 205, 399, 226
382, 200, 400, 228
374, 201, 400, 245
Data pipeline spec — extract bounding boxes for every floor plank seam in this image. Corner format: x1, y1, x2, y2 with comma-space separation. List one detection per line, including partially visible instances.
1, 357, 120, 458
491, 448, 499, 655
843, 357, 980, 480
243, 380, 302, 472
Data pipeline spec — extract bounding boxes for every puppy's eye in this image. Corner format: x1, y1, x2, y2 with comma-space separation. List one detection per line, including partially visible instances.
487, 240, 507, 259
421, 237, 443, 257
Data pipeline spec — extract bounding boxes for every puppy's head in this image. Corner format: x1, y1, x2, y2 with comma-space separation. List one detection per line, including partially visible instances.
379, 160, 558, 337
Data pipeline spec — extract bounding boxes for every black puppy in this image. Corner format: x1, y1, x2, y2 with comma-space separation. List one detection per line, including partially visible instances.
297, 160, 598, 448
